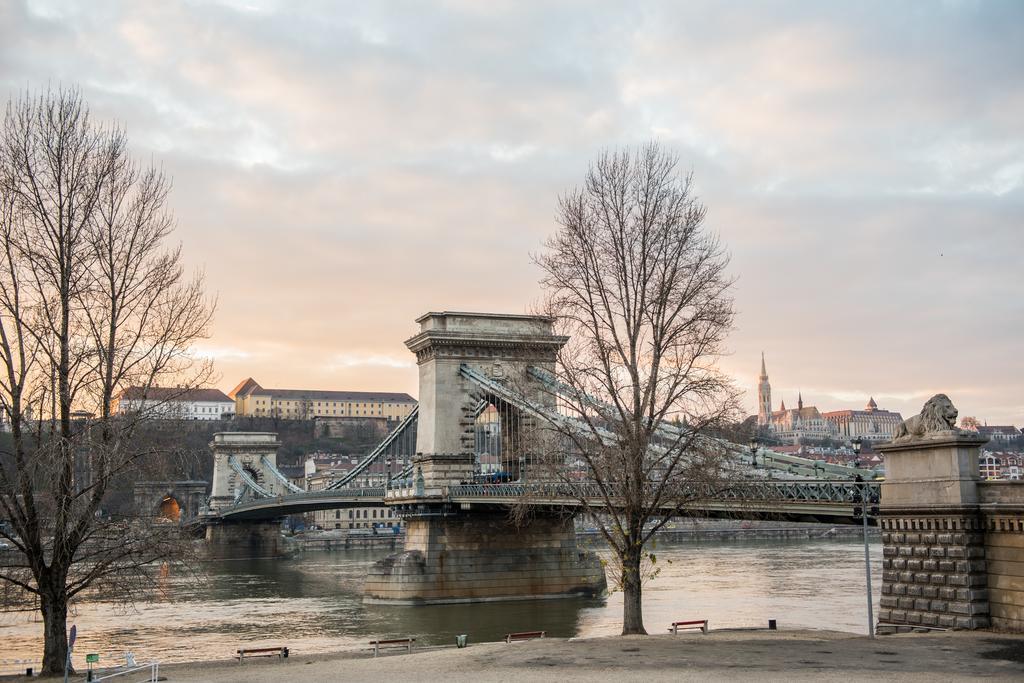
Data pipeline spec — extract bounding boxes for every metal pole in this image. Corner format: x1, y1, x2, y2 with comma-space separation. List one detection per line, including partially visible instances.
861, 479, 875, 638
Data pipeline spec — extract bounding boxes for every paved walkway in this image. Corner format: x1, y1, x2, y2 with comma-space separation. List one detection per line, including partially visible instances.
151, 629, 1024, 682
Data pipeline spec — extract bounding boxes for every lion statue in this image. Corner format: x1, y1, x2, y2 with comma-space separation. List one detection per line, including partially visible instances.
891, 393, 959, 443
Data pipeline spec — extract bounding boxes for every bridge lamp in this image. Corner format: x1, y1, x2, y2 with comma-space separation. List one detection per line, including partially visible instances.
851, 437, 863, 471
748, 438, 759, 468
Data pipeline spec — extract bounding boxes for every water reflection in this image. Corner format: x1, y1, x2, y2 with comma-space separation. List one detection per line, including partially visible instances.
0, 537, 880, 672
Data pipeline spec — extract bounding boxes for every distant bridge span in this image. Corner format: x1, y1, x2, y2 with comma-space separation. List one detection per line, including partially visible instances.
216, 480, 880, 524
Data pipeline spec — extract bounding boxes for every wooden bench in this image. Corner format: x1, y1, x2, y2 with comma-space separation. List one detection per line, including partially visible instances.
668, 620, 708, 635
505, 631, 545, 643
370, 638, 415, 657
237, 646, 289, 663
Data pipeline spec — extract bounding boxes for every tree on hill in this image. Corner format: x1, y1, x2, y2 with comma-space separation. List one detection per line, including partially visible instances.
0, 87, 213, 674
531, 143, 739, 634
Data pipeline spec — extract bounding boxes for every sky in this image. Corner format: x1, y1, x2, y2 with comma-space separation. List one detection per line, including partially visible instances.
2, 0, 1022, 424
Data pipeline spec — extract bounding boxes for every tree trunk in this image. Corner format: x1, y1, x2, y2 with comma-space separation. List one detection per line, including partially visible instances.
621, 546, 647, 635
40, 587, 71, 675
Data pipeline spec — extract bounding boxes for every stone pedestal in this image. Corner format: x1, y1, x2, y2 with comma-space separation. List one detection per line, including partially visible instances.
364, 511, 606, 604
877, 432, 990, 631
205, 521, 285, 559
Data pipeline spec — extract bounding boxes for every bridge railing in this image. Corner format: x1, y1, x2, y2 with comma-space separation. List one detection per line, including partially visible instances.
217, 487, 386, 514
444, 480, 879, 506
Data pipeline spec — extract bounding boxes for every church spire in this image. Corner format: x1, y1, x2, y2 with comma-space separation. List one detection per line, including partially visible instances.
798, 391, 803, 410
757, 353, 772, 427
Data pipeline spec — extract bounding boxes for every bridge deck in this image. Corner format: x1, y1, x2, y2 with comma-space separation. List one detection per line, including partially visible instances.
214, 480, 879, 524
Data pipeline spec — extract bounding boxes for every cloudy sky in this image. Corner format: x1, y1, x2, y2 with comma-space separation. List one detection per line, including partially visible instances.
2, 0, 1022, 424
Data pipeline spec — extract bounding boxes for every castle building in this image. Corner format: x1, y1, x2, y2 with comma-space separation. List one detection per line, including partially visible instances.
822, 399, 904, 442
755, 355, 900, 444
769, 391, 838, 443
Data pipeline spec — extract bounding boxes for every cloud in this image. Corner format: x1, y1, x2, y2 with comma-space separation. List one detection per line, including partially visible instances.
328, 353, 416, 371
1, 0, 1021, 424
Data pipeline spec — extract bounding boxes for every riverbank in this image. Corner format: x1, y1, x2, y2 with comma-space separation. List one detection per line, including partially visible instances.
112, 629, 1024, 682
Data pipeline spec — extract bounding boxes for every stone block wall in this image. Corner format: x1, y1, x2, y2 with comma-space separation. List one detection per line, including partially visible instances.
984, 511, 1024, 631
414, 452, 475, 488
877, 513, 989, 630
364, 511, 606, 604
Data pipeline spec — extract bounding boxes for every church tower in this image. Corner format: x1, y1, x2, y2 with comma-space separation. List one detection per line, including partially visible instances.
757, 353, 772, 427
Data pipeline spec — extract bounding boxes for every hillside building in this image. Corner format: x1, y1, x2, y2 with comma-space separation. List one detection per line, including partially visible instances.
822, 398, 904, 442
230, 378, 416, 422
114, 387, 234, 421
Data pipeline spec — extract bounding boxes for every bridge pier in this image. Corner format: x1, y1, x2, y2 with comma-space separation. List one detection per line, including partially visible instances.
364, 509, 605, 604
876, 432, 991, 631
366, 448, 606, 604
204, 520, 286, 559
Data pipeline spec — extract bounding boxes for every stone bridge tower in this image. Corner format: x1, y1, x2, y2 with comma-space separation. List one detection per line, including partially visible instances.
365, 311, 607, 604
208, 432, 283, 512
405, 311, 566, 459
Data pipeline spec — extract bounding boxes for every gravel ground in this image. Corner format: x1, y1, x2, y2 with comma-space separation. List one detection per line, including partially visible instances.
122, 629, 1024, 683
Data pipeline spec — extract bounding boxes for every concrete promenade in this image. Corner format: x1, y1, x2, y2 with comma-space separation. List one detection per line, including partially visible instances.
153, 630, 1023, 682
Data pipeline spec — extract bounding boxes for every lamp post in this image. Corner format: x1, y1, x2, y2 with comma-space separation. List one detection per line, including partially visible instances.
749, 437, 759, 468
852, 437, 874, 638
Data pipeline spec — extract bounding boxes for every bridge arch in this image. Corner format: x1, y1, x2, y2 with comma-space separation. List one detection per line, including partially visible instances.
158, 495, 182, 522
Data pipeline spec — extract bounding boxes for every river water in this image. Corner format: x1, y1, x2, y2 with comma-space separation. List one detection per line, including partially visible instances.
0, 537, 881, 673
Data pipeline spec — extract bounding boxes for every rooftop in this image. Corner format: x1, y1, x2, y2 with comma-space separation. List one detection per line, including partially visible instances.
118, 386, 232, 403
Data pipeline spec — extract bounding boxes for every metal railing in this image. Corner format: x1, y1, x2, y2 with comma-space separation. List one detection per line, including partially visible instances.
444, 480, 879, 506
219, 487, 386, 514
92, 662, 159, 682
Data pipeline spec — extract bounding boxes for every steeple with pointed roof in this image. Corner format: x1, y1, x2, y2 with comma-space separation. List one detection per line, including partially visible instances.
798, 391, 804, 411
757, 352, 772, 427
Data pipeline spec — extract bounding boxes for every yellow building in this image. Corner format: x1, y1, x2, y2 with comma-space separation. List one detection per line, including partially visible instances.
229, 378, 416, 421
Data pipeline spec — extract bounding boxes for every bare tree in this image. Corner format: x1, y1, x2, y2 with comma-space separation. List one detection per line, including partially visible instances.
0, 87, 213, 674
531, 143, 740, 634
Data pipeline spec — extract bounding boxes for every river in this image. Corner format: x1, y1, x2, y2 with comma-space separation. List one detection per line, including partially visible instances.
0, 537, 881, 673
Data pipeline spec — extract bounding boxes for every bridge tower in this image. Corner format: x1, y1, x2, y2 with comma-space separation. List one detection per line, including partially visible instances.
406, 311, 565, 472
365, 312, 607, 604
206, 432, 287, 559
209, 432, 284, 511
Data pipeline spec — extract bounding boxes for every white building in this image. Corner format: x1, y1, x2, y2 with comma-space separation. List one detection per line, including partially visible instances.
114, 387, 235, 421
975, 425, 1021, 443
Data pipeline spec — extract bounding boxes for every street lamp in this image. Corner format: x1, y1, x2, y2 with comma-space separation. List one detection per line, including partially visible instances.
749, 437, 759, 468
851, 437, 874, 638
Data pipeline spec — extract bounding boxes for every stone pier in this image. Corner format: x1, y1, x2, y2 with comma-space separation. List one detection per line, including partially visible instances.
204, 521, 285, 560
875, 393, 1024, 633
877, 431, 990, 631
364, 509, 606, 604
366, 451, 606, 603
